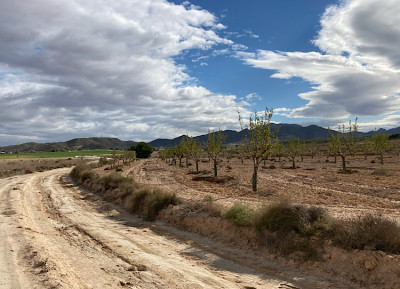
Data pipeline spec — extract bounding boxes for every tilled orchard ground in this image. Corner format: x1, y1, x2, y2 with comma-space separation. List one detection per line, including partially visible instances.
124, 156, 400, 222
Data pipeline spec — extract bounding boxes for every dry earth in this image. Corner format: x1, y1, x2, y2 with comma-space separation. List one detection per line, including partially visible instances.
1, 155, 400, 288
123, 156, 400, 222
0, 167, 353, 289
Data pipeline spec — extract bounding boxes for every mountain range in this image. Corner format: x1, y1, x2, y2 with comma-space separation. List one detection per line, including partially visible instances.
1, 124, 400, 153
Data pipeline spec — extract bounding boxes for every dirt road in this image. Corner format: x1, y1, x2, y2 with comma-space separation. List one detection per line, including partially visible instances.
0, 168, 355, 289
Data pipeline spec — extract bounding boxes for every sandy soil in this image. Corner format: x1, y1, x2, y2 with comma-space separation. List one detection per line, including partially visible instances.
0, 167, 356, 289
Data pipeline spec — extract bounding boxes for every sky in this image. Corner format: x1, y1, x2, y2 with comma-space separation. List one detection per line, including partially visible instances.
1, 0, 400, 146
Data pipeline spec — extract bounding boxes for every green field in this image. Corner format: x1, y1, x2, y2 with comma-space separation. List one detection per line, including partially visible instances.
0, 150, 123, 159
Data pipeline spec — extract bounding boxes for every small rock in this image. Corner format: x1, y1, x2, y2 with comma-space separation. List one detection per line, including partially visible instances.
120, 281, 126, 286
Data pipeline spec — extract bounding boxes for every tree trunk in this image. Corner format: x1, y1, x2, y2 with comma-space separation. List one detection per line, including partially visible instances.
341, 155, 346, 172
252, 165, 258, 192
214, 159, 218, 177
380, 154, 384, 165
292, 157, 296, 169
195, 161, 199, 172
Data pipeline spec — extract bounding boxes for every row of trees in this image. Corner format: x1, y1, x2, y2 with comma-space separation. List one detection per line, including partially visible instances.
158, 130, 225, 177
158, 111, 396, 192
328, 118, 392, 171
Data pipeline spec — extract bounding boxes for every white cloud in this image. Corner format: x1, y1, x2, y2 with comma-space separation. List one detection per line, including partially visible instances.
244, 93, 261, 101
240, 0, 400, 121
357, 114, 400, 132
243, 29, 260, 39
273, 107, 293, 117
0, 0, 246, 146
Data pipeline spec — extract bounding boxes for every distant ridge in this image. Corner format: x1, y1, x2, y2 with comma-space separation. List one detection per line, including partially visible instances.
148, 124, 400, 149
2, 124, 400, 153
0, 137, 136, 153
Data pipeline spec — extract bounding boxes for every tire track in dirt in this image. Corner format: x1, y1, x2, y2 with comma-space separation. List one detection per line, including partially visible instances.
0, 177, 26, 289
40, 172, 296, 289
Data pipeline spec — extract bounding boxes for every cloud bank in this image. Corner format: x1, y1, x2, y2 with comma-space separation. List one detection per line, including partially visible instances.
242, 0, 400, 120
0, 0, 246, 145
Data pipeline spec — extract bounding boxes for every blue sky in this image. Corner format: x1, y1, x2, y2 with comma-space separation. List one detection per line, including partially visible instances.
172, 0, 337, 114
1, 0, 400, 145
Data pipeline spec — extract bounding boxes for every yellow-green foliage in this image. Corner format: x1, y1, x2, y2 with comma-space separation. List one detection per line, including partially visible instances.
223, 203, 254, 226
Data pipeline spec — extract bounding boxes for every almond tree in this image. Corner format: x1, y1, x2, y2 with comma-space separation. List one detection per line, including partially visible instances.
287, 138, 305, 168
372, 130, 390, 165
174, 142, 185, 167
207, 129, 226, 177
239, 108, 277, 192
309, 141, 319, 159
328, 118, 358, 172
237, 143, 247, 164
273, 140, 284, 161
184, 134, 202, 171
361, 137, 373, 160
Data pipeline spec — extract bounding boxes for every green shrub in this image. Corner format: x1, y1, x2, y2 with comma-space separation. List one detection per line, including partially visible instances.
70, 164, 91, 180
130, 142, 153, 158
80, 171, 97, 183
115, 181, 136, 199
130, 189, 151, 213
203, 194, 215, 203
100, 173, 132, 191
255, 202, 307, 233
223, 203, 254, 226
145, 191, 178, 220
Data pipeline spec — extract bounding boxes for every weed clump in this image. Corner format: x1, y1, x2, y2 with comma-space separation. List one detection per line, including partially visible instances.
203, 194, 215, 203
223, 203, 254, 226
254, 201, 309, 233
372, 168, 391, 176
332, 214, 400, 254
145, 191, 179, 220
70, 166, 179, 220
100, 173, 132, 191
